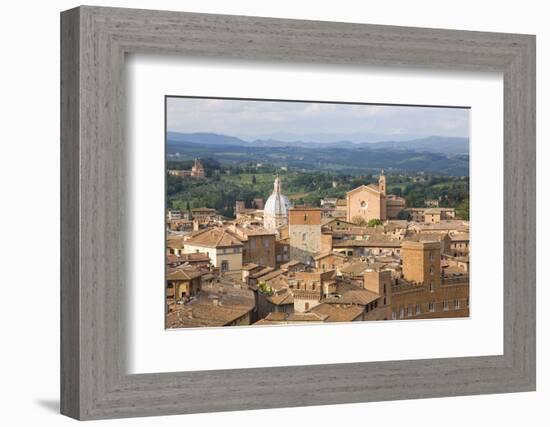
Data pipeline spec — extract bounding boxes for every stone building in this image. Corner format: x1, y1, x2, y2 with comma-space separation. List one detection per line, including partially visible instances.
449, 232, 470, 256
275, 240, 290, 265
288, 207, 322, 264
191, 207, 217, 222
386, 194, 407, 218
313, 251, 348, 272
182, 227, 243, 274
235, 200, 246, 214
166, 268, 205, 301
359, 241, 469, 321
346, 171, 406, 223
392, 241, 469, 320
253, 198, 265, 210
228, 224, 277, 268
190, 158, 205, 178
168, 158, 205, 179
263, 176, 291, 231
405, 207, 456, 223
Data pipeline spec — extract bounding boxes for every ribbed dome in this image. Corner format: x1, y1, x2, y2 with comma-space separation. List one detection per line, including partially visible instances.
264, 176, 291, 217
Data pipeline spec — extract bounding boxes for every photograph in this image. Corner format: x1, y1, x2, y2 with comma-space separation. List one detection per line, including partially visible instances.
164, 97, 471, 328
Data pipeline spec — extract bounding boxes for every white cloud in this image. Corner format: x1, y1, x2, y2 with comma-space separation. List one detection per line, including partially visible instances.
166, 97, 469, 142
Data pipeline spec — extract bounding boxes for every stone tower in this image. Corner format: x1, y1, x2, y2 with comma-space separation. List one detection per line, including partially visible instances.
378, 169, 386, 196
288, 207, 322, 265
401, 241, 441, 289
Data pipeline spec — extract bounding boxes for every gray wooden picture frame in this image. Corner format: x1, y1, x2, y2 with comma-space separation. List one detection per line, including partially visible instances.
60, 5, 536, 421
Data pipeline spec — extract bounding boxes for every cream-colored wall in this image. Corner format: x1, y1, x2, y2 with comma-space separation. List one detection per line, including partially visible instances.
183, 244, 242, 272
294, 298, 321, 313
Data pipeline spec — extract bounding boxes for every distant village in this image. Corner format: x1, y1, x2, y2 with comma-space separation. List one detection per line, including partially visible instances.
166, 160, 470, 328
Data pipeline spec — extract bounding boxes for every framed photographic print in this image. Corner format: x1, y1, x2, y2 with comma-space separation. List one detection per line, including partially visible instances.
61, 6, 536, 420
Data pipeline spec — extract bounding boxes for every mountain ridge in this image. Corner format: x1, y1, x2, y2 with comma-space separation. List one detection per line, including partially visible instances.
167, 131, 469, 155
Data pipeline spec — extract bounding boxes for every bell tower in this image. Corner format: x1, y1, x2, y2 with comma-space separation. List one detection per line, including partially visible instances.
378, 169, 386, 195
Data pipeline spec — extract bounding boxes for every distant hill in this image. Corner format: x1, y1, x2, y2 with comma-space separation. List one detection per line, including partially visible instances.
167, 132, 468, 155
370, 136, 469, 155
166, 132, 249, 146
167, 135, 469, 176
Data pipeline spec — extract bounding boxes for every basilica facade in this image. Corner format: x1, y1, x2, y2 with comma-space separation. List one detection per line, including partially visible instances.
346, 172, 405, 223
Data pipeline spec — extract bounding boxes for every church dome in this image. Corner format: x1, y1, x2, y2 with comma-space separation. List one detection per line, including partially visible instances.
264, 176, 291, 217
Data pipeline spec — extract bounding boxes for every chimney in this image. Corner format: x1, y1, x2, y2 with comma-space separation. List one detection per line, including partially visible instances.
193, 219, 200, 231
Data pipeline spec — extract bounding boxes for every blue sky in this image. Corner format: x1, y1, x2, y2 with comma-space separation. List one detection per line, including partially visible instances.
166, 97, 470, 143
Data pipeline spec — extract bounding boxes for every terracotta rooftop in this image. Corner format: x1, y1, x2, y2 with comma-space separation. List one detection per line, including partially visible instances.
340, 261, 370, 276
332, 239, 402, 248
450, 232, 470, 241
309, 303, 364, 322
313, 251, 348, 261
254, 312, 328, 325
166, 235, 184, 250
258, 269, 284, 282
280, 260, 306, 270
250, 266, 275, 279
242, 263, 260, 271
166, 268, 204, 281
266, 289, 294, 306
324, 280, 381, 306
166, 282, 255, 328
185, 227, 243, 248
167, 252, 211, 264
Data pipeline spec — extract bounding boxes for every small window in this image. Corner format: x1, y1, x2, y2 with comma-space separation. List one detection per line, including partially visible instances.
392, 310, 397, 320
416, 304, 421, 315
454, 299, 460, 309
399, 307, 404, 319
443, 300, 449, 311
305, 302, 310, 310
430, 282, 435, 292
429, 302, 435, 312
221, 260, 229, 272
407, 306, 413, 317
